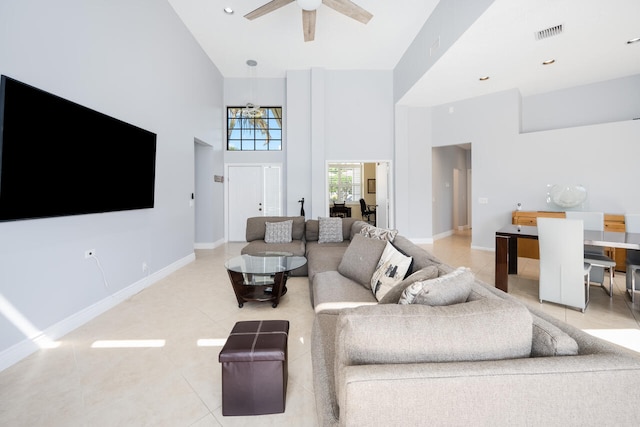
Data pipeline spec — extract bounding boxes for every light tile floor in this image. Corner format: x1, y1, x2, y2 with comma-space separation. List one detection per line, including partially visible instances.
1, 231, 639, 426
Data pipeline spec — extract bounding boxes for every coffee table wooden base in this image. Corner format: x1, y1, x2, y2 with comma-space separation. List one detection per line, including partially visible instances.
226, 270, 289, 308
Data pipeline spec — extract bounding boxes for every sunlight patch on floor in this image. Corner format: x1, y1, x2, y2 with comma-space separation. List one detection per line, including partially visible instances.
584, 329, 640, 353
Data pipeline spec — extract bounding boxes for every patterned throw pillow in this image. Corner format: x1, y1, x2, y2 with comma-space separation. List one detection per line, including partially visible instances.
371, 242, 414, 301
359, 224, 398, 242
264, 220, 293, 243
399, 267, 474, 305
318, 217, 343, 243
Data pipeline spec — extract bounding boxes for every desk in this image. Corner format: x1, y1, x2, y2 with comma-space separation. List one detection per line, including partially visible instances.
495, 224, 640, 293
330, 205, 351, 217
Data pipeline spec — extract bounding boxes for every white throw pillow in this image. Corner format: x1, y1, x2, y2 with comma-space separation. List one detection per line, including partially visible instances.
318, 217, 343, 243
264, 220, 293, 243
371, 242, 413, 301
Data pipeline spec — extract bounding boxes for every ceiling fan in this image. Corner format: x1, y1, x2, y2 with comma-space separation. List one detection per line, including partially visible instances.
245, 0, 373, 42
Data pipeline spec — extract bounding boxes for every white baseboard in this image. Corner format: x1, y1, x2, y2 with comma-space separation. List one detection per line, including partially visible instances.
194, 238, 225, 250
0, 252, 195, 373
409, 237, 434, 244
432, 230, 454, 241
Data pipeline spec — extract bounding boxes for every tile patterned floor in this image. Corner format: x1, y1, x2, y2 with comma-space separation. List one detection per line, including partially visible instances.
1, 232, 638, 426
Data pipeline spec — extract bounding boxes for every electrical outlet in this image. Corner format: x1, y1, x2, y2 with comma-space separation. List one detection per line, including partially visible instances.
142, 262, 149, 273
84, 249, 95, 259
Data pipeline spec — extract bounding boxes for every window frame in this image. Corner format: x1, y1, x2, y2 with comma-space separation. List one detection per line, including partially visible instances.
328, 163, 363, 204
226, 106, 283, 151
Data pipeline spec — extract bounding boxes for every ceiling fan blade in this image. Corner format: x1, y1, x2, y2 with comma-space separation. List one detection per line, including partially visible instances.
322, 0, 372, 24
302, 10, 316, 42
244, 0, 295, 20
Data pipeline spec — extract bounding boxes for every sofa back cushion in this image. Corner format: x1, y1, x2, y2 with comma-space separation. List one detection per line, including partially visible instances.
391, 235, 442, 270
337, 234, 387, 289
334, 300, 533, 404
246, 216, 305, 241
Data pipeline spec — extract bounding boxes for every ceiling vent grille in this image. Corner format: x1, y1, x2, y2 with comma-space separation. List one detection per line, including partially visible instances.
535, 24, 563, 41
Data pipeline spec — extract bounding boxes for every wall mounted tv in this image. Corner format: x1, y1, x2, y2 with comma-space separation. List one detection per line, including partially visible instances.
0, 75, 157, 222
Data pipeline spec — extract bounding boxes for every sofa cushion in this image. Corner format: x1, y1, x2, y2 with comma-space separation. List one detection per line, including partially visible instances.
337, 234, 387, 289
334, 300, 533, 404
306, 218, 359, 242
371, 242, 413, 301
359, 224, 398, 242
399, 267, 474, 306
378, 266, 439, 304
245, 216, 305, 241
264, 220, 293, 243
313, 271, 378, 311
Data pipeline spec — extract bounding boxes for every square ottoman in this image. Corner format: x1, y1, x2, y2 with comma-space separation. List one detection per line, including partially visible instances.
219, 320, 289, 416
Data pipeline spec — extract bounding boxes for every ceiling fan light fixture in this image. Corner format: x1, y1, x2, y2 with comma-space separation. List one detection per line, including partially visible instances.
542, 59, 556, 65
297, 0, 322, 11
627, 37, 640, 44
479, 76, 490, 81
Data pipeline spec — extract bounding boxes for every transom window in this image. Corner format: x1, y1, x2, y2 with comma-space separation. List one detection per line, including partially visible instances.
328, 163, 362, 203
227, 107, 282, 151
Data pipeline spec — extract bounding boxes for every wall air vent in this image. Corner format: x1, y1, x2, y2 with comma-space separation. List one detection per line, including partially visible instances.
535, 24, 563, 41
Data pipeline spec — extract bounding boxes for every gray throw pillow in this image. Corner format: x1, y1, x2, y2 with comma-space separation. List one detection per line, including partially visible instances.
264, 220, 293, 243
378, 266, 439, 304
399, 267, 474, 305
337, 234, 387, 289
318, 217, 343, 243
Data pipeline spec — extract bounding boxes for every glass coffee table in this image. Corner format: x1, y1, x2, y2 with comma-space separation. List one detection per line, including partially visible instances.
224, 252, 307, 308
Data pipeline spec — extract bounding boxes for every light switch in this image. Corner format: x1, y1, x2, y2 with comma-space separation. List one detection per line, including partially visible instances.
479, 197, 489, 204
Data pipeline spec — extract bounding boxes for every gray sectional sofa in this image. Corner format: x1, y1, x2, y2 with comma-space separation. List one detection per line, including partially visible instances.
242, 216, 640, 426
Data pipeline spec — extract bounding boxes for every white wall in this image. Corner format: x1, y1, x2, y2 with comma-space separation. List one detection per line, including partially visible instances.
286, 69, 395, 220
0, 0, 223, 368
420, 82, 640, 250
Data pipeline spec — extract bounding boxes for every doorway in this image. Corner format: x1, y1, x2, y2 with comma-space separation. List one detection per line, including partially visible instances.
226, 163, 282, 242
326, 161, 391, 229
431, 144, 471, 239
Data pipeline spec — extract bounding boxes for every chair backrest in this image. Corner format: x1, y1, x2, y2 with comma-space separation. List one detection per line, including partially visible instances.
625, 214, 640, 233
359, 198, 367, 214
537, 217, 587, 310
565, 211, 604, 231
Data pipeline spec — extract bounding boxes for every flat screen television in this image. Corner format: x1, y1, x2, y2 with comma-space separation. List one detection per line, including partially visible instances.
0, 75, 157, 222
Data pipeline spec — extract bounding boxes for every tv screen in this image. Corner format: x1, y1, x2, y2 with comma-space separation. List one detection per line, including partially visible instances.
0, 75, 156, 221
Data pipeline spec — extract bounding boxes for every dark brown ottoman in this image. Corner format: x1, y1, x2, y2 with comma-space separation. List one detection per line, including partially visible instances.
219, 320, 289, 416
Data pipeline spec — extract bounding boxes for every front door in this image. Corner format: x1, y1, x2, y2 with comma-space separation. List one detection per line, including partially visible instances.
227, 164, 282, 242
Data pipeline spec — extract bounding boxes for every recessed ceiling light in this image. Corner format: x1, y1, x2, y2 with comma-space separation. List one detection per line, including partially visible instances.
479, 76, 490, 81
627, 37, 640, 44
542, 59, 556, 65
223, 7, 234, 15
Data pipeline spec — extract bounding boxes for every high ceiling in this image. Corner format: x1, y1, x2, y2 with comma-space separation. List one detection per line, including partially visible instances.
168, 0, 640, 107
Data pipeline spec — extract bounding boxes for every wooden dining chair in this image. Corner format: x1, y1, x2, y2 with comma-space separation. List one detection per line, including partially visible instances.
564, 211, 615, 297
538, 218, 592, 312
625, 213, 640, 303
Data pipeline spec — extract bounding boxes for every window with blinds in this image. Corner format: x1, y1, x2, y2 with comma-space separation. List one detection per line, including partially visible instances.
328, 163, 362, 203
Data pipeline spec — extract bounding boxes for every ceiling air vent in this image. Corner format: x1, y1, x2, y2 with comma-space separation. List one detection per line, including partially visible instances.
535, 24, 563, 41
